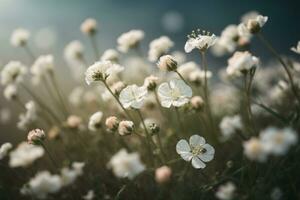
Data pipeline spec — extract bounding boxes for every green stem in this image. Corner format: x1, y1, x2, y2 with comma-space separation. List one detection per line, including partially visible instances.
40, 142, 59, 169
23, 45, 35, 62
175, 70, 189, 86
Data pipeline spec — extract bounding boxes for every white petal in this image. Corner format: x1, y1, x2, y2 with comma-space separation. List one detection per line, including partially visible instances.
191, 156, 206, 169
189, 135, 205, 148
180, 152, 193, 161
176, 139, 191, 154
203, 143, 215, 155
184, 39, 195, 53
198, 153, 214, 162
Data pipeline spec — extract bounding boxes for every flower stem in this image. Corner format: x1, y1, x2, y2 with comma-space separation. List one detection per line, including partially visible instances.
23, 45, 35, 63
90, 34, 99, 61
40, 142, 59, 169
175, 70, 189, 86
243, 73, 256, 135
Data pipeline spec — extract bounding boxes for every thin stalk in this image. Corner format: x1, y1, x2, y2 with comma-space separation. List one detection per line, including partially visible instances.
156, 133, 166, 163
243, 74, 256, 135
174, 107, 185, 136
175, 70, 189, 85
23, 45, 35, 62
90, 34, 99, 61
40, 142, 59, 169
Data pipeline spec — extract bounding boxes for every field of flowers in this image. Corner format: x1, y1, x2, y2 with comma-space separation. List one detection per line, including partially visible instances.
0, 10, 300, 200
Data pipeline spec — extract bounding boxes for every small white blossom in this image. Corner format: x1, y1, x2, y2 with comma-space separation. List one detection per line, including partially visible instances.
27, 129, 46, 144
31, 55, 54, 84
216, 182, 236, 200
88, 111, 103, 131
68, 87, 85, 107
17, 101, 37, 130
64, 40, 84, 62
148, 36, 174, 62
82, 190, 95, 200
157, 55, 177, 71
238, 14, 268, 35
177, 62, 199, 79
243, 137, 267, 162
101, 49, 119, 62
10, 28, 30, 47
157, 79, 192, 108
118, 120, 134, 136
119, 84, 148, 109
1, 61, 27, 86
219, 115, 243, 140
0, 142, 13, 160
185, 31, 217, 53
117, 29, 145, 53
108, 149, 145, 179
85, 61, 115, 85
291, 41, 300, 54
60, 162, 85, 186
171, 51, 186, 65
4, 84, 17, 100
80, 18, 97, 35
176, 135, 215, 169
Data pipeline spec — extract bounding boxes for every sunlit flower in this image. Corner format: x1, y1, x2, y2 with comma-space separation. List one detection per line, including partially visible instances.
0, 142, 13, 160
155, 165, 172, 184
238, 14, 268, 35
88, 111, 103, 131
148, 36, 174, 62
118, 120, 134, 136
219, 115, 243, 140
31, 55, 54, 84
64, 40, 84, 62
82, 190, 95, 200
215, 182, 236, 200
101, 49, 119, 62
243, 137, 267, 162
1, 61, 27, 86
291, 41, 300, 54
60, 162, 85, 186
9, 142, 44, 168
157, 55, 177, 71
117, 30, 145, 53
80, 18, 97, 35
105, 116, 119, 132
17, 101, 37, 130
108, 149, 145, 179
85, 61, 115, 85
10, 28, 30, 47
119, 84, 148, 109
66, 115, 83, 129
185, 30, 217, 52
157, 79, 192, 108
144, 75, 159, 91
4, 84, 17, 100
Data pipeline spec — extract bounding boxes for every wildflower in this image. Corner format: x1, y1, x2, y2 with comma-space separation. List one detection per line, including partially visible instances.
4, 84, 18, 100
31, 55, 54, 84
101, 49, 119, 62
27, 129, 46, 145
10, 28, 30, 47
82, 190, 95, 200
119, 84, 148, 109
21, 171, 62, 199
185, 29, 217, 53
17, 101, 37, 130
9, 142, 44, 168
176, 135, 215, 169
190, 96, 205, 111
243, 137, 267, 162
118, 120, 134, 136
215, 182, 236, 200
117, 29, 145, 53
148, 36, 174, 62
80, 18, 97, 35
260, 127, 298, 156
88, 111, 103, 131
219, 115, 243, 140
105, 116, 119, 132
171, 51, 186, 65
238, 14, 268, 35
157, 55, 177, 71
0, 143, 13, 160
85, 61, 115, 85
291, 41, 300, 54
144, 75, 159, 91
1, 61, 27, 86
108, 149, 145, 179
66, 115, 83, 129
157, 79, 192, 108
226, 51, 259, 77
68, 87, 85, 107
64, 40, 84, 61
60, 162, 85, 186
189, 69, 212, 85
155, 166, 172, 184
140, 118, 160, 135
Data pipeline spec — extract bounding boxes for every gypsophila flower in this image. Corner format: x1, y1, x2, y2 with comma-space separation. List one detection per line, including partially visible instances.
82, 190, 95, 200
157, 55, 177, 71
108, 149, 145, 179
101, 49, 119, 62
60, 162, 85, 186
190, 96, 205, 111
105, 116, 119, 132
119, 84, 148, 109
155, 165, 172, 184
68, 87, 84, 107
1, 61, 27, 86
80, 18, 97, 35
216, 182, 236, 200
189, 69, 212, 85
243, 137, 267, 162
144, 75, 159, 91
177, 61, 200, 79
118, 120, 134, 136
27, 129, 46, 145
17, 101, 37, 130
158, 79, 192, 108
64, 40, 84, 62
291, 41, 300, 54
85, 61, 115, 85
148, 36, 174, 62
219, 115, 243, 140
88, 111, 103, 131
171, 51, 186, 65
66, 115, 83, 129
9, 142, 44, 168
185, 29, 217, 53
117, 29, 145, 53
31, 54, 54, 79
176, 135, 215, 169
4, 84, 17, 100
0, 142, 13, 160
10, 28, 30, 47
238, 14, 268, 35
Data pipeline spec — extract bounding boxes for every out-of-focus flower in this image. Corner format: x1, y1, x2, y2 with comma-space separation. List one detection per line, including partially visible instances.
171, 51, 186, 65
157, 79, 192, 108
176, 135, 215, 169
189, 69, 212, 85
243, 137, 267, 162
215, 182, 236, 200
144, 75, 159, 91
4, 84, 18, 100
105, 116, 119, 132
101, 49, 119, 63
118, 120, 134, 136
88, 111, 103, 131
291, 41, 300, 54
9, 142, 44, 168
260, 127, 298, 156
81, 18, 97, 35
64, 40, 84, 62
68, 87, 85, 107
82, 190, 95, 200
60, 162, 85, 186
157, 55, 177, 71
185, 30, 217, 53
21, 171, 62, 199
117, 30, 144, 53
1, 61, 27, 86
17, 101, 37, 130
177, 61, 199, 79
148, 36, 174, 62
119, 85, 148, 109
219, 115, 243, 140
190, 96, 205, 111
238, 14, 268, 35
0, 143, 13, 160
155, 165, 172, 184
85, 61, 115, 85
10, 28, 30, 47
226, 51, 259, 77
108, 149, 145, 179
66, 115, 83, 129
31, 55, 54, 84
27, 129, 46, 145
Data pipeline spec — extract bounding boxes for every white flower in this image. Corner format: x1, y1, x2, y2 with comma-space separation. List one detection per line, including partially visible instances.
4, 84, 17, 100
219, 115, 243, 140
82, 190, 95, 200
9, 142, 44, 168
148, 36, 174, 62
118, 120, 134, 136
157, 55, 177, 71
101, 49, 119, 62
260, 127, 298, 156
88, 111, 103, 131
144, 75, 159, 91
157, 79, 192, 108
177, 62, 199, 79
31, 55, 54, 84
80, 18, 97, 35
21, 171, 62, 199
68, 87, 85, 107
64, 40, 84, 62
10, 28, 30, 47
117, 30, 145, 53
119, 84, 148, 109
1, 61, 27, 86
188, 69, 212, 85
226, 51, 259, 77
238, 15, 268, 35
17, 101, 37, 130
60, 162, 85, 186
176, 135, 215, 169
27, 129, 46, 144
291, 41, 300, 54
243, 137, 267, 162
215, 182, 236, 200
85, 61, 115, 85
0, 142, 13, 160
108, 149, 145, 179
185, 31, 217, 53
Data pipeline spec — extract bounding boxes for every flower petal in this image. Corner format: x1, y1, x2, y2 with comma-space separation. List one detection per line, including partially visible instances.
180, 152, 193, 161
189, 135, 205, 148
191, 156, 206, 169
176, 139, 191, 154
184, 39, 195, 53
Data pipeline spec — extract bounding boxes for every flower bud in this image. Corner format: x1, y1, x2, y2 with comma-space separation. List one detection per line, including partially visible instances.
80, 18, 97, 35
105, 116, 119, 132
48, 126, 61, 140
144, 75, 159, 91
66, 115, 82, 129
157, 55, 177, 71
190, 96, 205, 111
149, 123, 160, 136
246, 19, 261, 34
27, 129, 46, 144
118, 120, 134, 136
155, 166, 172, 184
4, 84, 17, 101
